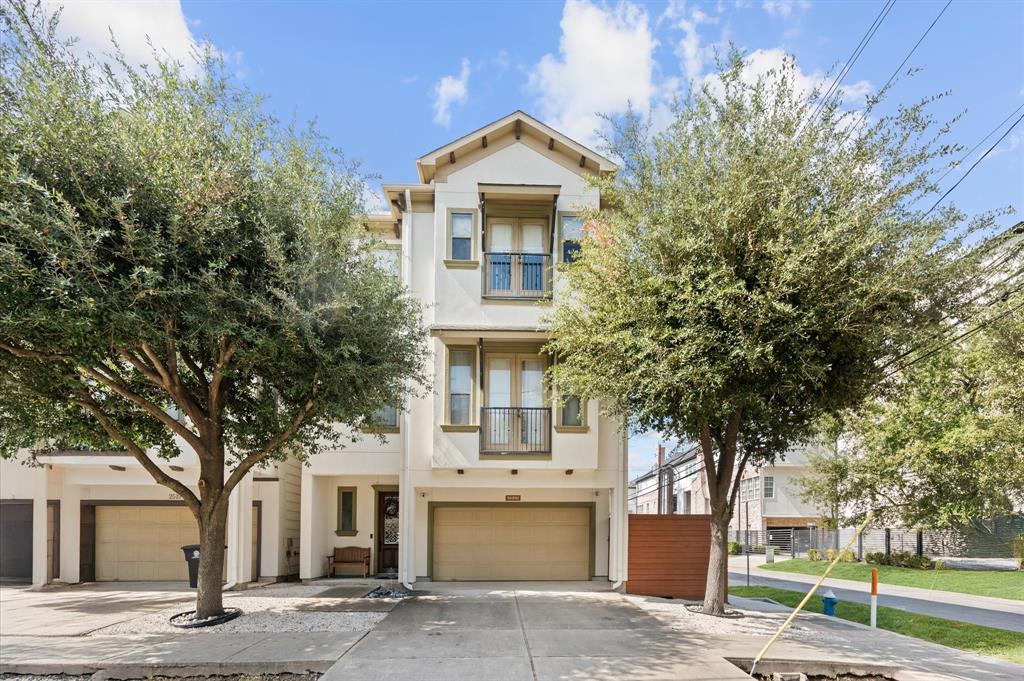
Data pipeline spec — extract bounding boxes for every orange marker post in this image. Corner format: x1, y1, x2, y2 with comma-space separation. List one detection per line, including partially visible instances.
870, 567, 878, 628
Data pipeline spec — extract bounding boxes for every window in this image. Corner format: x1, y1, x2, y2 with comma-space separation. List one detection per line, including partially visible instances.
681, 491, 692, 514
560, 214, 583, 263
739, 476, 761, 503
559, 395, 583, 427
483, 216, 551, 298
763, 475, 775, 499
336, 487, 357, 536
449, 211, 474, 262
447, 347, 475, 425
373, 246, 400, 277
369, 404, 399, 431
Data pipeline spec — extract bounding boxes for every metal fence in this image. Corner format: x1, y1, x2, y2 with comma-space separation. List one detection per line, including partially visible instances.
732, 516, 1022, 560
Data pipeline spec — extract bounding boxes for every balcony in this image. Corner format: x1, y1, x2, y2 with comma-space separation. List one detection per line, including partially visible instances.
483, 252, 552, 299
480, 407, 551, 454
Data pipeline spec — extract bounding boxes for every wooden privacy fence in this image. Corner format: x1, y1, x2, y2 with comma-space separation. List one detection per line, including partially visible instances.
626, 514, 719, 600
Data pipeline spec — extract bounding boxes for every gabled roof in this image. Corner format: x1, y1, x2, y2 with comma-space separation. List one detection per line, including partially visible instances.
415, 110, 617, 183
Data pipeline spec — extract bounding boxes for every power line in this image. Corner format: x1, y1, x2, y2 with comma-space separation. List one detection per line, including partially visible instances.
802, 0, 897, 132
843, 0, 952, 140
884, 287, 1024, 379
923, 110, 1024, 217
936, 102, 1024, 185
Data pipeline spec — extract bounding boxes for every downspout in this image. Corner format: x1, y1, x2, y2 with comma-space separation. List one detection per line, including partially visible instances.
401, 188, 414, 591
611, 423, 628, 590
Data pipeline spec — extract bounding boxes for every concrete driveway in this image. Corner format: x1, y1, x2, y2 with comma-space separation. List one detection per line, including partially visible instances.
320, 583, 749, 681
0, 582, 194, 636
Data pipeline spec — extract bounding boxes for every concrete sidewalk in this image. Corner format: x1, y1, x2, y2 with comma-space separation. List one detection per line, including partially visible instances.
728, 556, 1024, 632
0, 631, 364, 677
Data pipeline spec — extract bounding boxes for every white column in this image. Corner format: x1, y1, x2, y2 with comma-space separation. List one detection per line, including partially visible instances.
299, 470, 314, 579
225, 473, 254, 586
30, 466, 48, 589
59, 482, 81, 584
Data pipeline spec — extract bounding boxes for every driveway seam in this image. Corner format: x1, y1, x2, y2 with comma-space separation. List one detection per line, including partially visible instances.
512, 591, 537, 681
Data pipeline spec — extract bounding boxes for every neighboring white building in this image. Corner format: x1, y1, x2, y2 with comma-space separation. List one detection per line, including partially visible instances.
300, 111, 627, 585
0, 111, 628, 588
0, 449, 297, 588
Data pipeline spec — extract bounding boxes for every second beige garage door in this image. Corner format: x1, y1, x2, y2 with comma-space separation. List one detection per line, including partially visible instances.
96, 505, 198, 581
432, 505, 591, 581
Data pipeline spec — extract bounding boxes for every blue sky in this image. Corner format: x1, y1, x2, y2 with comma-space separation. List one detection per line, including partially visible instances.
52, 0, 1023, 477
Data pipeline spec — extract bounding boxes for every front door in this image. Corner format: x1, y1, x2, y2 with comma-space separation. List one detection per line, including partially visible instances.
376, 491, 399, 575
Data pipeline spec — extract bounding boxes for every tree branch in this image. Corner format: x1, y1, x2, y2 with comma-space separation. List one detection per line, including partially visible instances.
138, 340, 208, 428
70, 393, 201, 514
179, 347, 209, 393
76, 364, 206, 453
219, 368, 319, 504
0, 340, 68, 362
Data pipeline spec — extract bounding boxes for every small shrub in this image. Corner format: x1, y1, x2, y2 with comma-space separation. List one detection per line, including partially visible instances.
934, 559, 947, 570
825, 548, 839, 562
839, 549, 855, 563
728, 541, 743, 555
807, 548, 821, 561
1011, 535, 1024, 570
904, 554, 934, 570
865, 551, 884, 565
753, 544, 765, 553
892, 552, 913, 567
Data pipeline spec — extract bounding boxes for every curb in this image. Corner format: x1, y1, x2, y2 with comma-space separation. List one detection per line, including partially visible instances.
1, 660, 336, 679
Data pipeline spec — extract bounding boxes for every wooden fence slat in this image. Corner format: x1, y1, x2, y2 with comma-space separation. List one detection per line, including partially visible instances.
625, 514, 720, 600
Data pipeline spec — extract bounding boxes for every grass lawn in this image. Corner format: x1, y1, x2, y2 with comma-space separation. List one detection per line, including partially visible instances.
759, 559, 1024, 601
730, 585, 1024, 665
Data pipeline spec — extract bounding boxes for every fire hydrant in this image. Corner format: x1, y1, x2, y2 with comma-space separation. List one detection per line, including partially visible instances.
822, 589, 839, 616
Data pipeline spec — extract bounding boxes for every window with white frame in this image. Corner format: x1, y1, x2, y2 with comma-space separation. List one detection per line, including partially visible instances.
369, 404, 399, 430
449, 212, 474, 261
447, 347, 475, 424
763, 475, 775, 499
739, 476, 761, 503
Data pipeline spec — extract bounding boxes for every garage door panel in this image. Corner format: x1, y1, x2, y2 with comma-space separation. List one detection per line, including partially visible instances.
433, 505, 590, 581
96, 506, 197, 581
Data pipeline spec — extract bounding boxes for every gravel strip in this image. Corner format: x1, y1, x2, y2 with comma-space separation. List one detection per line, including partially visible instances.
88, 583, 386, 635
626, 594, 829, 642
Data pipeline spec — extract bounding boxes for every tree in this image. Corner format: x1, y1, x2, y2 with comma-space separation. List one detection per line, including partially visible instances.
0, 3, 427, 619
846, 295, 1024, 529
546, 50, 1000, 614
793, 417, 857, 537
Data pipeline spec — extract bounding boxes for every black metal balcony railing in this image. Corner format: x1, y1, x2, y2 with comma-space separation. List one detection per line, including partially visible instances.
480, 407, 551, 453
483, 252, 552, 299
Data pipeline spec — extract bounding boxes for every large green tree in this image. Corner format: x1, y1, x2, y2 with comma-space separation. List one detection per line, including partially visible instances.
846, 292, 1024, 529
0, 3, 427, 618
793, 416, 857, 540
547, 51, 1001, 614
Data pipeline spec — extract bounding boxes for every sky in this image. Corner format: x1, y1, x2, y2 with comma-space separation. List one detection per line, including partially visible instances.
47, 0, 1024, 477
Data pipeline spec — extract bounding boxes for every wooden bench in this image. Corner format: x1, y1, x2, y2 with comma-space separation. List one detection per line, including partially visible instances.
327, 546, 370, 578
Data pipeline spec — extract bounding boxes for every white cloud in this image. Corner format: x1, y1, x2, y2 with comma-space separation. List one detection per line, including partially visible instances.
661, 0, 719, 84
762, 0, 811, 17
704, 48, 870, 109
992, 132, 1021, 157
528, 0, 657, 148
400, 75, 419, 85
432, 58, 471, 128
46, 0, 205, 75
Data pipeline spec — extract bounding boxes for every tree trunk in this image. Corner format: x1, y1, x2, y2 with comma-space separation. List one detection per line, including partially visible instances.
702, 505, 731, 615
195, 502, 228, 619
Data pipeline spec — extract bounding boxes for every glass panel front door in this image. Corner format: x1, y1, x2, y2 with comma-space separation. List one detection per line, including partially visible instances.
520, 223, 545, 293
487, 357, 512, 446
489, 222, 513, 293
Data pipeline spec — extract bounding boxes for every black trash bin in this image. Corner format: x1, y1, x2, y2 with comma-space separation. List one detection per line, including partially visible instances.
181, 544, 201, 588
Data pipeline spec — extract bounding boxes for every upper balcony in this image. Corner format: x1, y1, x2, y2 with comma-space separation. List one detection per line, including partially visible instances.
482, 252, 553, 300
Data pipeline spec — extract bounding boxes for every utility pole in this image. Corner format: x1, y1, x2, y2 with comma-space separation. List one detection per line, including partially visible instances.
745, 498, 750, 587
656, 444, 665, 515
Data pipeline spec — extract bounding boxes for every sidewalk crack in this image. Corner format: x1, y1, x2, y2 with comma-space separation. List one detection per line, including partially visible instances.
513, 591, 538, 681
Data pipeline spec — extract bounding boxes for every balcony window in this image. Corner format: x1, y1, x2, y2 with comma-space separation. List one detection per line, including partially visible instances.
447, 347, 475, 425
481, 353, 551, 453
560, 214, 583, 263
483, 217, 551, 298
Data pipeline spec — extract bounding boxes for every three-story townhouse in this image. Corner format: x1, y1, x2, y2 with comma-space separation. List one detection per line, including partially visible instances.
299, 111, 630, 586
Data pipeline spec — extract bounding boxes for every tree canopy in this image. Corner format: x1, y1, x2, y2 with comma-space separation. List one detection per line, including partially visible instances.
546, 50, 1002, 612
0, 2, 427, 617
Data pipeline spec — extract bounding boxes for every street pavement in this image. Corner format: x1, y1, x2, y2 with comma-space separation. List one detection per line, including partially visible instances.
728, 555, 1024, 632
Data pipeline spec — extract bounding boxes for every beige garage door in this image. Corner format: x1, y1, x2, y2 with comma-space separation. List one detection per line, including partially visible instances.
96, 506, 198, 581
433, 505, 590, 581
